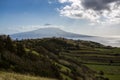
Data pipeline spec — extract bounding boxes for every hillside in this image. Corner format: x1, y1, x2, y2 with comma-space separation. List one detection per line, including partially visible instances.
0, 35, 120, 80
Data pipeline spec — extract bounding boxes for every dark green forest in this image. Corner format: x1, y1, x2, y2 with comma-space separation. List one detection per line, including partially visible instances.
0, 35, 120, 80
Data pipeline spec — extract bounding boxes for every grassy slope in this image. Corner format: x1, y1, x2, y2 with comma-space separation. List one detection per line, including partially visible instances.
16, 39, 120, 80
0, 71, 57, 80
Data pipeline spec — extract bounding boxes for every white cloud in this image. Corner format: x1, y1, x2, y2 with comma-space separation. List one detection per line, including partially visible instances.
58, 0, 120, 24
58, 0, 68, 3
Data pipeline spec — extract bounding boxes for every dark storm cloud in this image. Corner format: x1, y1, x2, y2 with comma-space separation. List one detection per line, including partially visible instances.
82, 0, 120, 10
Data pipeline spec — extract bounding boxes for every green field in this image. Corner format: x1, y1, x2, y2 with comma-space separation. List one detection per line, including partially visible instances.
104, 74, 120, 80
85, 64, 120, 80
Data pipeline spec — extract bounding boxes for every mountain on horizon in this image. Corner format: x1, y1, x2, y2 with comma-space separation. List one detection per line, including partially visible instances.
10, 27, 92, 40
10, 27, 120, 47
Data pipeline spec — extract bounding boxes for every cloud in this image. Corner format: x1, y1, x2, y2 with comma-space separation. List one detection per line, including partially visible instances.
82, 0, 119, 10
58, 0, 120, 24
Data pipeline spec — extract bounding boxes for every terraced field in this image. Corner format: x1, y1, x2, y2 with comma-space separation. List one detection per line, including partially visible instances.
59, 48, 120, 80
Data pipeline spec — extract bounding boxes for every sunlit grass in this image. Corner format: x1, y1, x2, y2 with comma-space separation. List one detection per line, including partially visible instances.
25, 48, 39, 56
0, 71, 57, 80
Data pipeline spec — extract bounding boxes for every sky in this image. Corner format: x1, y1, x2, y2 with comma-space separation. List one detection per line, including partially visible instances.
0, 0, 120, 37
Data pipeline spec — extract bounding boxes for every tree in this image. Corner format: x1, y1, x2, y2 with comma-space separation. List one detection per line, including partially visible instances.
5, 35, 15, 52
16, 42, 26, 56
